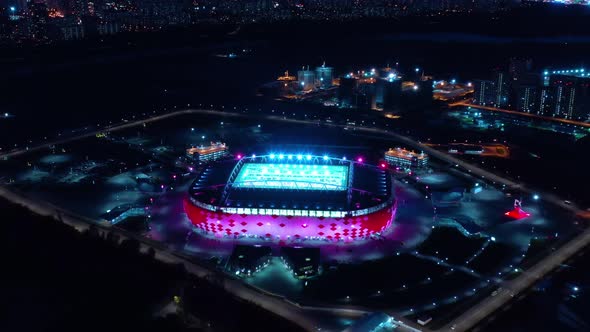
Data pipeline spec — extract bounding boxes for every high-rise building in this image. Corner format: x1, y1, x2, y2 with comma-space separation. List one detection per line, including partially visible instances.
515, 85, 538, 114
315, 63, 333, 89
509, 57, 533, 81
493, 71, 510, 108
538, 86, 556, 117
473, 79, 495, 106
549, 74, 590, 120
29, 1, 49, 41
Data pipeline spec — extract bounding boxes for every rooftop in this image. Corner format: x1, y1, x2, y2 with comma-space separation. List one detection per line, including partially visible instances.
187, 142, 227, 156
385, 147, 427, 160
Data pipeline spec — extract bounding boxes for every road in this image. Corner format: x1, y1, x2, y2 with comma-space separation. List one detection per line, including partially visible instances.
442, 221, 590, 332
1, 108, 588, 332
448, 101, 590, 129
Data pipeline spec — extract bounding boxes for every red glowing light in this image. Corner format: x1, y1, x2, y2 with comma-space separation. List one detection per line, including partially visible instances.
504, 207, 531, 220
380, 163, 386, 168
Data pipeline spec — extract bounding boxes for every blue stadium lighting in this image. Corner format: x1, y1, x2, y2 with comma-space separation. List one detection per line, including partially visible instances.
278, 154, 284, 159
415, 67, 420, 72
533, 194, 540, 200
451, 79, 456, 84
323, 155, 328, 160
252, 154, 256, 158
306, 155, 312, 160
297, 154, 302, 160
544, 71, 549, 75
573, 286, 579, 292
582, 69, 585, 72
288, 154, 293, 160
270, 154, 275, 159
342, 156, 347, 160
9, 6, 15, 12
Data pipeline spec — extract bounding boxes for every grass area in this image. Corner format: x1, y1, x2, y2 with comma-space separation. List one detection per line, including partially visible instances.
417, 226, 487, 265
303, 254, 479, 309
468, 241, 517, 275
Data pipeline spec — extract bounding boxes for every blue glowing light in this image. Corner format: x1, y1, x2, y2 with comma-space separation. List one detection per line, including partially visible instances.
323, 155, 328, 160
306, 155, 312, 160
270, 154, 275, 159
544, 71, 549, 75
533, 194, 540, 200
451, 79, 456, 84
278, 154, 284, 159
9, 6, 15, 11
296, 154, 302, 160
415, 67, 420, 72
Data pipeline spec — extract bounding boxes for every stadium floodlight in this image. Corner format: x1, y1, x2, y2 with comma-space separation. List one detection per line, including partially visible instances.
279, 154, 284, 159
288, 154, 293, 160
342, 156, 347, 160
252, 154, 256, 158
533, 194, 540, 200
296, 154, 302, 160
323, 155, 328, 161
270, 154, 275, 159
306, 155, 312, 160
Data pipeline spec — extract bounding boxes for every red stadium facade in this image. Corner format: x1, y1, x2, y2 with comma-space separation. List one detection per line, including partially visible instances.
184, 154, 396, 242
184, 198, 396, 241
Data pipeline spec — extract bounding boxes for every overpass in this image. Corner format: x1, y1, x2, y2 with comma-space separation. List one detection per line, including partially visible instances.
448, 101, 590, 129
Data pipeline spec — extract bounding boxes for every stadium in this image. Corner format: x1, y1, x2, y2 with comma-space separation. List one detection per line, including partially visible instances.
184, 154, 396, 242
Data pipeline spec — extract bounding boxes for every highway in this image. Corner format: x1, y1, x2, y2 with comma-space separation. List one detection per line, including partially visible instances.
448, 101, 590, 129
1, 108, 588, 332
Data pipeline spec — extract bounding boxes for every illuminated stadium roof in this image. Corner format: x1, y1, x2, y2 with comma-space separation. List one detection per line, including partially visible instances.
233, 163, 348, 191
185, 154, 396, 242
188, 154, 392, 217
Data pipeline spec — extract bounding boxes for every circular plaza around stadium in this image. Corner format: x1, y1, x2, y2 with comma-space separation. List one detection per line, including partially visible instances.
184, 154, 396, 242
